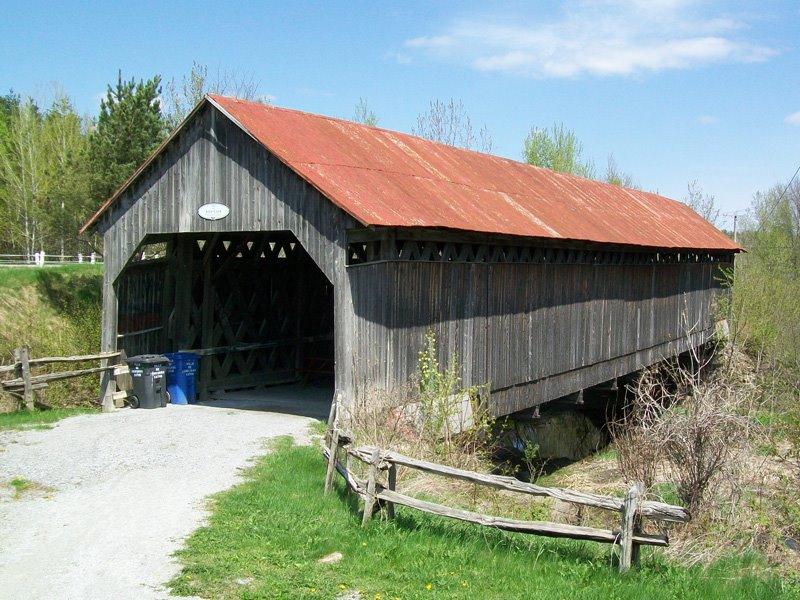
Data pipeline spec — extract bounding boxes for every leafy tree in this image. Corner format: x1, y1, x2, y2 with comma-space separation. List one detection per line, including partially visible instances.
0, 97, 46, 257
353, 97, 378, 127
683, 180, 719, 225
88, 71, 166, 204
733, 177, 800, 372
0, 91, 95, 257
0, 92, 19, 249
0, 91, 19, 154
523, 123, 594, 178
41, 93, 91, 255
413, 98, 493, 153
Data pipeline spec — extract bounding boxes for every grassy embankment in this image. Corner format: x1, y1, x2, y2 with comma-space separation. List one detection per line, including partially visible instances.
169, 437, 794, 600
0, 265, 103, 415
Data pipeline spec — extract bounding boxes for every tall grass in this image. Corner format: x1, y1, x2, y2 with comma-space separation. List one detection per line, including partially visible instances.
169, 438, 793, 600
0, 265, 103, 409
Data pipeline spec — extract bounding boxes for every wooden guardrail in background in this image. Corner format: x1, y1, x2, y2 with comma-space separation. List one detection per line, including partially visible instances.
0, 350, 129, 411
323, 431, 690, 573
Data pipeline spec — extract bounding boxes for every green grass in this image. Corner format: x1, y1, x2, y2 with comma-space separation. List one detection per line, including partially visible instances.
0, 264, 103, 294
6, 476, 53, 499
9, 477, 32, 495
0, 408, 96, 430
169, 438, 796, 600
308, 420, 328, 436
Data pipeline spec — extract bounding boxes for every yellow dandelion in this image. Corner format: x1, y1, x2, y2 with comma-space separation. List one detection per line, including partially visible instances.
425, 583, 432, 591
310, 588, 317, 594
362, 541, 368, 547
461, 581, 468, 588
339, 584, 347, 590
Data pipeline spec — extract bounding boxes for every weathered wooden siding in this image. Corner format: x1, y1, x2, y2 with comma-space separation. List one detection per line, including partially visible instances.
97, 101, 734, 418
116, 260, 167, 357
348, 258, 728, 416
99, 104, 358, 403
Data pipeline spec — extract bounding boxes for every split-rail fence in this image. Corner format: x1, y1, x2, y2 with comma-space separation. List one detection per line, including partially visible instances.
323, 429, 690, 573
0, 349, 129, 410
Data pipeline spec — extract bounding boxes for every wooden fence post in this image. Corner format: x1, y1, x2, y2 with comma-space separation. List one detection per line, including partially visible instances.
362, 448, 381, 526
324, 429, 340, 495
631, 482, 644, 567
387, 464, 397, 520
99, 355, 117, 412
344, 450, 352, 496
619, 482, 643, 573
13, 348, 34, 411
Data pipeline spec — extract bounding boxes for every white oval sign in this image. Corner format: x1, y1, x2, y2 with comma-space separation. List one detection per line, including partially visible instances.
198, 203, 230, 221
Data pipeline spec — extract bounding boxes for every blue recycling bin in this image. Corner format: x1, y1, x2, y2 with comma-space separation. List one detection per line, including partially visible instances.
163, 352, 198, 405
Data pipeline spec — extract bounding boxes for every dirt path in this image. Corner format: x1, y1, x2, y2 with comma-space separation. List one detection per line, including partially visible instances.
0, 404, 318, 600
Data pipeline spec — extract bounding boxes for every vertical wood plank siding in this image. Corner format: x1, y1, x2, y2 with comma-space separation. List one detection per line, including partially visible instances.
99, 102, 732, 417
347, 259, 727, 416
99, 105, 358, 402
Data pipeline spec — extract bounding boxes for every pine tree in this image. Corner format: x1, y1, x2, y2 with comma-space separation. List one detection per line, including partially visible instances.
89, 71, 166, 203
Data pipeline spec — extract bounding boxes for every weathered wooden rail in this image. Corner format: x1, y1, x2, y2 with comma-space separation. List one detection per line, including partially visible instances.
323, 432, 690, 573
0, 349, 129, 411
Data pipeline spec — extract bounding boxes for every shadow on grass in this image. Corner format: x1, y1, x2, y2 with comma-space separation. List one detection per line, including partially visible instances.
35, 269, 102, 313
331, 473, 612, 569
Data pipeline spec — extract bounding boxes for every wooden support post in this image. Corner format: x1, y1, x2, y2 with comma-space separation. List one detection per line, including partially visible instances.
387, 463, 397, 520
174, 236, 194, 351
326, 394, 338, 440
199, 238, 215, 403
14, 348, 34, 411
362, 447, 381, 526
160, 237, 177, 351
99, 246, 118, 413
110, 349, 129, 408
295, 254, 305, 379
619, 482, 643, 573
344, 451, 352, 496
99, 358, 118, 411
324, 428, 340, 495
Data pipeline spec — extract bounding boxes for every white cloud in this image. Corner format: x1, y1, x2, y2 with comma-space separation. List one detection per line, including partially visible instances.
404, 1, 777, 78
698, 115, 719, 124
785, 111, 800, 126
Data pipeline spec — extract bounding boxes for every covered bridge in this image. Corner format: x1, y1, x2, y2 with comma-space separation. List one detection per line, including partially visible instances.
82, 95, 740, 417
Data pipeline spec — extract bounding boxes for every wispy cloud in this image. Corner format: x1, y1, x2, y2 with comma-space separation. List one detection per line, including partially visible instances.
698, 115, 719, 125
404, 1, 776, 78
785, 111, 800, 126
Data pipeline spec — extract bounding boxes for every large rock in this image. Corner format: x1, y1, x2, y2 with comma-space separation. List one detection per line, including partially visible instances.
498, 408, 608, 462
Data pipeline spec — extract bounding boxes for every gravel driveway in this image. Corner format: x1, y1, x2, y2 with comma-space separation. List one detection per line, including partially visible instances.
0, 401, 321, 600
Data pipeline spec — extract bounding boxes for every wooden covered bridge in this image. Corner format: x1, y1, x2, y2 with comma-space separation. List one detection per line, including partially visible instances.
81, 95, 740, 417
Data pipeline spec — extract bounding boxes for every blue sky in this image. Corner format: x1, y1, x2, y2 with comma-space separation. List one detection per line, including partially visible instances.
2, 0, 798, 229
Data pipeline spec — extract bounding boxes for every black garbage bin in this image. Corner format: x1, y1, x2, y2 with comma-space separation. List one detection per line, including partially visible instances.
125, 355, 170, 409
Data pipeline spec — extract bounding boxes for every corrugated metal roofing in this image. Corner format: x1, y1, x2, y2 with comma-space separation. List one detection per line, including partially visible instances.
84, 94, 740, 252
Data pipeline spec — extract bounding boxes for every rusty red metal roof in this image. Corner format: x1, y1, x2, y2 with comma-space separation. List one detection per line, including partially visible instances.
84, 94, 740, 252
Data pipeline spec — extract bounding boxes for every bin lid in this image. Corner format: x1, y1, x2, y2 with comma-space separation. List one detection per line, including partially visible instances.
126, 354, 170, 365
163, 352, 198, 360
